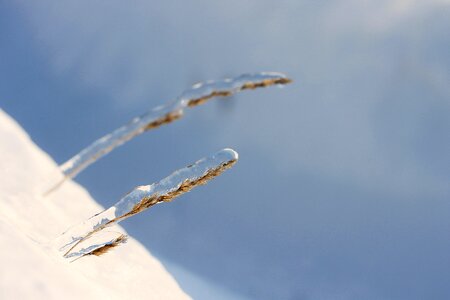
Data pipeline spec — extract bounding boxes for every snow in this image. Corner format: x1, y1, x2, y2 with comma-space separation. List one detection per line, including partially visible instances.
0, 109, 190, 299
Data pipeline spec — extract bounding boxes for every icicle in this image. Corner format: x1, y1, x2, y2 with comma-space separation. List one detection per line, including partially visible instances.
45, 72, 290, 194
56, 148, 238, 258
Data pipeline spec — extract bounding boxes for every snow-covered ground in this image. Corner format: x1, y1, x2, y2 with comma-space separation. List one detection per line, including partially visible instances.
0, 109, 189, 299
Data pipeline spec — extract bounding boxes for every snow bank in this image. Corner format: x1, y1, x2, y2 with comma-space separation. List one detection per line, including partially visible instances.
0, 109, 189, 299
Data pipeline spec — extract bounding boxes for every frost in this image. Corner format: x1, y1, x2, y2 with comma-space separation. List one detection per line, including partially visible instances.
56, 148, 238, 259
46, 72, 290, 194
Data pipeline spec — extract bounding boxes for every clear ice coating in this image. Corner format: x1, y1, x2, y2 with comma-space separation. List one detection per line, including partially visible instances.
47, 72, 290, 194
57, 148, 238, 258
64, 231, 127, 262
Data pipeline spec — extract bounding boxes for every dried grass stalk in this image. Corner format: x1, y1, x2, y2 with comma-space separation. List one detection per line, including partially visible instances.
46, 73, 290, 195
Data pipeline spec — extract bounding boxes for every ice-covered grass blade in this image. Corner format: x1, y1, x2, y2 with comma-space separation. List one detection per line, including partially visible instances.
46, 72, 290, 194
57, 148, 238, 258
65, 232, 128, 262
179, 72, 291, 107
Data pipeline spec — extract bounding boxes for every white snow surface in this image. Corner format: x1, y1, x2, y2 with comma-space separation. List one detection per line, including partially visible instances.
0, 109, 190, 300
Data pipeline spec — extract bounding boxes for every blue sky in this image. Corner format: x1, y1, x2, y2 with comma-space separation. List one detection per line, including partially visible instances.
1, 1, 450, 299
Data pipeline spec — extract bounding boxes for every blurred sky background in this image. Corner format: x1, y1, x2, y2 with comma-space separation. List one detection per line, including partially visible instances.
1, 0, 449, 299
